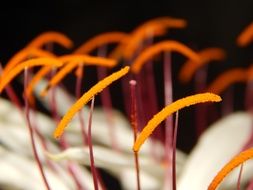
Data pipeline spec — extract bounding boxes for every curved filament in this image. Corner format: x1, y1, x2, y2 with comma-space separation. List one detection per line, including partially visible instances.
74, 32, 129, 54
53, 66, 130, 138
41, 55, 117, 96
206, 69, 247, 95
0, 57, 63, 93
26, 31, 73, 49
133, 93, 221, 152
123, 17, 187, 59
3, 48, 56, 78
131, 40, 200, 74
208, 148, 253, 190
109, 30, 166, 60
237, 22, 253, 47
179, 48, 226, 83
110, 17, 187, 60
135, 17, 187, 33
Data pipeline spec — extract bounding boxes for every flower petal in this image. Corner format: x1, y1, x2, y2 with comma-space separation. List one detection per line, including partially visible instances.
178, 112, 253, 190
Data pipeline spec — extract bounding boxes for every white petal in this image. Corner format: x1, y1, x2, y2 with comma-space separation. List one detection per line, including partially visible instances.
34, 79, 75, 116
0, 147, 72, 190
47, 145, 163, 177
0, 122, 59, 162
120, 168, 161, 190
178, 112, 253, 190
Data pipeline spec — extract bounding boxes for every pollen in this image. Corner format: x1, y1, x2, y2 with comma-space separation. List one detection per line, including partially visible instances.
74, 32, 129, 54
26, 31, 73, 49
237, 22, 253, 47
53, 66, 130, 139
2, 48, 56, 78
206, 68, 247, 95
123, 17, 187, 59
133, 93, 222, 152
0, 57, 63, 93
179, 48, 226, 83
131, 40, 201, 74
40, 54, 117, 96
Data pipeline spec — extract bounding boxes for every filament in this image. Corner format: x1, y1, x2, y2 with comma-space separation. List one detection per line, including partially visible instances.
53, 66, 130, 138
133, 93, 221, 152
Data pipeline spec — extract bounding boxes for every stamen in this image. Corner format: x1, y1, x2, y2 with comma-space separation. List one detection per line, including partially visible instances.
129, 80, 141, 190
26, 31, 73, 49
0, 57, 63, 93
133, 93, 222, 152
110, 17, 186, 60
74, 32, 129, 54
208, 148, 253, 190
59, 55, 117, 67
123, 17, 187, 59
138, 17, 186, 31
131, 40, 200, 74
2, 48, 56, 78
109, 29, 166, 61
53, 66, 130, 138
41, 55, 117, 96
206, 68, 247, 94
237, 22, 253, 47
179, 48, 226, 83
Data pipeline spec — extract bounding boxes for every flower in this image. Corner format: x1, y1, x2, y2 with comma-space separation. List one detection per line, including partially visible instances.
0, 19, 252, 190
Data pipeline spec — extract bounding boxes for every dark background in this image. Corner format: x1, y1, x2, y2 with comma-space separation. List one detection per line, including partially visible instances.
0, 0, 252, 151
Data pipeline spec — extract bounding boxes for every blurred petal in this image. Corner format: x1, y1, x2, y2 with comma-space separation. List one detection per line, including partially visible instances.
0, 146, 72, 190
47, 145, 187, 185
178, 112, 253, 190
120, 168, 161, 190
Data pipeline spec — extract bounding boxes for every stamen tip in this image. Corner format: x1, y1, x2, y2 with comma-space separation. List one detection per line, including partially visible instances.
53, 131, 61, 139
129, 80, 137, 85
